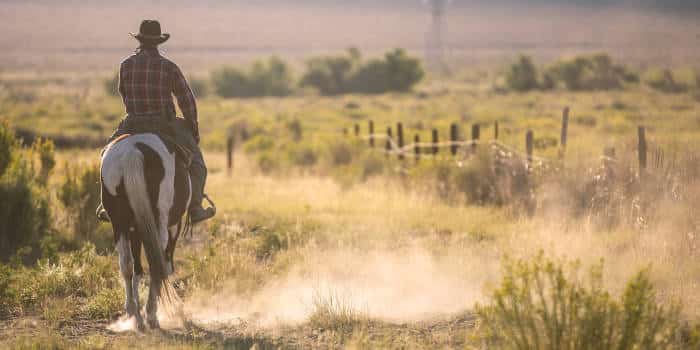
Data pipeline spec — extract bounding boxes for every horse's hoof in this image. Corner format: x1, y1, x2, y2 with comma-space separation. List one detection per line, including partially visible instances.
135, 319, 147, 332
148, 318, 160, 329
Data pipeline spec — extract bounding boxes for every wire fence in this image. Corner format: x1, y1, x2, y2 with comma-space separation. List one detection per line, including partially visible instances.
224, 107, 671, 180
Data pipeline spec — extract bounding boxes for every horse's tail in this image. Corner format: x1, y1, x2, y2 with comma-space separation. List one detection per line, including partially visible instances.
121, 147, 169, 300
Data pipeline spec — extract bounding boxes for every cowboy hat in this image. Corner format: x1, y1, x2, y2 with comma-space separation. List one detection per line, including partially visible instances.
130, 20, 170, 45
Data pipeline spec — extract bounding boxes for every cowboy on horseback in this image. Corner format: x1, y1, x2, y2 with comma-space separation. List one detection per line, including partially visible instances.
97, 20, 214, 224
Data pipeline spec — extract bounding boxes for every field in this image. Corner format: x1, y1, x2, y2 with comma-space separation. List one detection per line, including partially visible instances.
2, 2, 700, 349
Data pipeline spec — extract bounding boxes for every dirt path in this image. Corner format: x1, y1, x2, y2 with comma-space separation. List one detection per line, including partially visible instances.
1, 311, 477, 349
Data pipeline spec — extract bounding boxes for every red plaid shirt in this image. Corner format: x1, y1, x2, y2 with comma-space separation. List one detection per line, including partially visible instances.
118, 48, 199, 138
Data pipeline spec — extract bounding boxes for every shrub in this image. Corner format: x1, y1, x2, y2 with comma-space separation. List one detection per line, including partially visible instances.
286, 119, 303, 142
32, 138, 55, 185
0, 124, 51, 261
361, 153, 384, 179
547, 54, 636, 91
103, 73, 119, 96
57, 164, 105, 245
452, 150, 500, 205
0, 120, 15, 177
211, 66, 248, 98
330, 141, 353, 166
301, 48, 424, 95
288, 144, 318, 168
256, 152, 279, 174
188, 76, 209, 98
506, 55, 539, 92
477, 253, 683, 349
243, 134, 275, 154
300, 50, 357, 96
348, 49, 424, 94
647, 69, 689, 93
211, 57, 293, 98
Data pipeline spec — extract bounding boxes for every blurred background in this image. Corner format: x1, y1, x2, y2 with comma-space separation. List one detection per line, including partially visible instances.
1, 0, 698, 71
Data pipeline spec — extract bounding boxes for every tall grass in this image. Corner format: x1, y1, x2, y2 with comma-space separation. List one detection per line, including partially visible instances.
309, 288, 368, 331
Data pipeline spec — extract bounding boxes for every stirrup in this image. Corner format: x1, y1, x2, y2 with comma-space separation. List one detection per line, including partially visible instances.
203, 194, 217, 216
96, 205, 111, 223
190, 194, 216, 224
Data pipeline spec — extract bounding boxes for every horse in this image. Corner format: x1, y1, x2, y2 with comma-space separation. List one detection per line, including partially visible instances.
100, 133, 191, 330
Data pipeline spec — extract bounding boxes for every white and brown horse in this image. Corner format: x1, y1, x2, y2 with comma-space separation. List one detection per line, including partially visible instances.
100, 133, 191, 330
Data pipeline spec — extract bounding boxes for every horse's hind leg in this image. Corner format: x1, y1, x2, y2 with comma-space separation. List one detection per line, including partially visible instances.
130, 237, 145, 330
116, 234, 145, 331
146, 279, 160, 329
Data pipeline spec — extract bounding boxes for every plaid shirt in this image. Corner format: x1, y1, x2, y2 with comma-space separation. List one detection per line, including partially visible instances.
118, 48, 199, 139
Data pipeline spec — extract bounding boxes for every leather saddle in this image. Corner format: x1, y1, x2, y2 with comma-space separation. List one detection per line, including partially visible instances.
107, 133, 193, 169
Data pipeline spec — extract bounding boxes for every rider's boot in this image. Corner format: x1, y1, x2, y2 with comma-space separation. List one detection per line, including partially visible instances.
188, 162, 215, 224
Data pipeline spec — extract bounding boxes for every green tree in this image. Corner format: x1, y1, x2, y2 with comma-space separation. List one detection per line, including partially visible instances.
506, 55, 539, 92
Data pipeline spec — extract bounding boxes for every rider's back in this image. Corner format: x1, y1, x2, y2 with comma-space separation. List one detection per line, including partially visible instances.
119, 49, 191, 118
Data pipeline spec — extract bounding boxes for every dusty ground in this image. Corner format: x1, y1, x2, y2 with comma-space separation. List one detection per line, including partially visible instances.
0, 310, 477, 349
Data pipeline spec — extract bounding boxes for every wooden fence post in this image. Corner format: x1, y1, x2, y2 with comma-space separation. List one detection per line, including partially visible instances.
397, 122, 405, 160
526, 130, 534, 168
385, 127, 392, 157
354, 123, 360, 137
227, 135, 234, 175
471, 123, 480, 153
494, 121, 499, 140
432, 129, 439, 155
638, 126, 647, 174
450, 123, 458, 156
604, 146, 616, 174
414, 134, 420, 162
368, 120, 375, 148
560, 107, 569, 159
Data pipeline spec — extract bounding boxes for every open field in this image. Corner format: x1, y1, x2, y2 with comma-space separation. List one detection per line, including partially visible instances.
2, 62, 700, 348
1, 1, 700, 348
1, 132, 699, 348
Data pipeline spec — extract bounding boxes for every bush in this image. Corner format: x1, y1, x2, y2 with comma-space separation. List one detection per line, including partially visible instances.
57, 164, 105, 245
361, 153, 384, 179
212, 57, 293, 98
32, 138, 55, 185
188, 76, 209, 98
288, 144, 318, 168
647, 69, 689, 93
477, 253, 683, 349
103, 73, 119, 96
286, 119, 303, 142
0, 124, 51, 261
256, 152, 279, 174
548, 54, 637, 91
0, 120, 15, 177
300, 49, 357, 96
506, 55, 539, 92
330, 141, 353, 166
349, 49, 424, 94
301, 48, 424, 95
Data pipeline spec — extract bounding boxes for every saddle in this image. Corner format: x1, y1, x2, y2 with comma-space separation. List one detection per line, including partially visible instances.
107, 133, 193, 169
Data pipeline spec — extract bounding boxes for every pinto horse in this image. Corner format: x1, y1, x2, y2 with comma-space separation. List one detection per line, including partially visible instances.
100, 133, 191, 330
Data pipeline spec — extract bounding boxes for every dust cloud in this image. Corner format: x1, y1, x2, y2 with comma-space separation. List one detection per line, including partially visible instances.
168, 245, 494, 328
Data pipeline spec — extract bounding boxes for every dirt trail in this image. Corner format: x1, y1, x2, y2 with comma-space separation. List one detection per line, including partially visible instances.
1, 311, 477, 349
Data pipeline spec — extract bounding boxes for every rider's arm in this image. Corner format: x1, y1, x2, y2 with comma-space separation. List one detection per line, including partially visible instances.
171, 64, 199, 143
